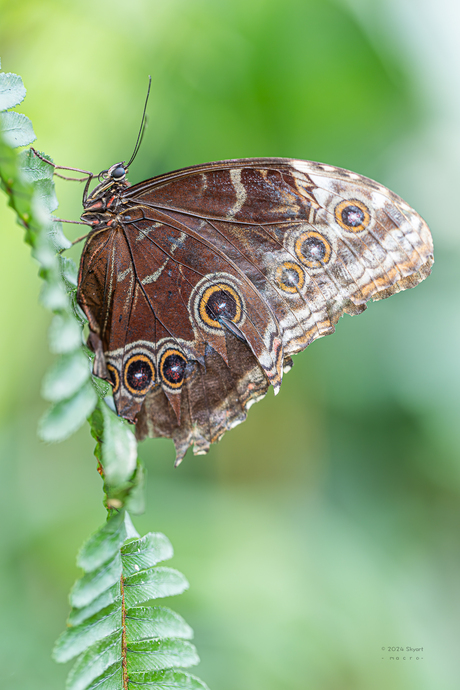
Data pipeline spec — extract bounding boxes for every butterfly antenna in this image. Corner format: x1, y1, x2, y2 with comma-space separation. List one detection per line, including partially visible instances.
126, 76, 151, 168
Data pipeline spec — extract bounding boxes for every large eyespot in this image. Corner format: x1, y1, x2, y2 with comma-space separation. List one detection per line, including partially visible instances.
275, 261, 305, 293
106, 363, 120, 395
192, 275, 246, 335
160, 349, 187, 390
200, 284, 241, 327
124, 354, 155, 395
335, 199, 370, 232
295, 231, 332, 268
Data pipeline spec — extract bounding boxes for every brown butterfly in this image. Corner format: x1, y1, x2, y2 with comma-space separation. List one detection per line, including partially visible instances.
75, 151, 433, 464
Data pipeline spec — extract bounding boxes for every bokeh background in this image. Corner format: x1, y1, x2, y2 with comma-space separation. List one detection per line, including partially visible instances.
1, 0, 459, 688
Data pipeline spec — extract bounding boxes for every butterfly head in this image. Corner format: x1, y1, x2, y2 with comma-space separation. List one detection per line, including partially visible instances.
98, 162, 128, 182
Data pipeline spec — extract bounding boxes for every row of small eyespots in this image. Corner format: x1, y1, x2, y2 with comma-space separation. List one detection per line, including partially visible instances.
274, 231, 332, 293
189, 201, 372, 306
274, 200, 371, 292
107, 350, 188, 395
195, 198, 370, 319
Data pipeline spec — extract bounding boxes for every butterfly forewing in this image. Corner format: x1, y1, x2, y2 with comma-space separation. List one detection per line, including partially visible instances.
77, 157, 433, 463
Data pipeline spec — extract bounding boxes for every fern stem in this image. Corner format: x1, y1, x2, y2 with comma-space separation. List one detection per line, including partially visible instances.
121, 572, 128, 689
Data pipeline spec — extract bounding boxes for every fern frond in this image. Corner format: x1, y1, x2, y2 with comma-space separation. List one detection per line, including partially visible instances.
54, 511, 209, 690
1, 67, 209, 689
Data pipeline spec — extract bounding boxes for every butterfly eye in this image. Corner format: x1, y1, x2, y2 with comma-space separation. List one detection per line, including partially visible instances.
160, 349, 187, 390
111, 165, 126, 179
106, 363, 120, 395
124, 354, 155, 395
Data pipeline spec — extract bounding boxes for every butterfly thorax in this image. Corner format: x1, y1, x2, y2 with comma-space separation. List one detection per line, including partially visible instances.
81, 162, 130, 230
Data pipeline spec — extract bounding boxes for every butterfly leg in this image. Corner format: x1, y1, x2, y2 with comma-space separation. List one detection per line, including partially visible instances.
30, 147, 93, 181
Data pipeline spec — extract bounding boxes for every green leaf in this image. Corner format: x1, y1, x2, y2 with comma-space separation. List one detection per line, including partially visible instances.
124, 460, 146, 516
39, 270, 70, 310
90, 403, 104, 439
60, 255, 79, 286
66, 630, 122, 690
48, 313, 83, 353
31, 229, 58, 268
0, 111, 36, 147
86, 663, 122, 690
124, 512, 141, 540
123, 567, 189, 608
0, 72, 26, 110
70, 552, 122, 609
20, 147, 54, 180
0, 142, 34, 221
32, 176, 58, 212
100, 402, 138, 487
18, 150, 59, 211
41, 350, 91, 403
127, 639, 199, 673
39, 380, 98, 442
125, 606, 193, 642
127, 670, 209, 690
68, 584, 121, 627
49, 220, 72, 252
53, 602, 122, 663
78, 510, 128, 572
122, 533, 174, 577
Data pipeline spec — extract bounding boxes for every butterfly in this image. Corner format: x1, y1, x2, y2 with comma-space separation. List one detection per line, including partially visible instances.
74, 152, 433, 464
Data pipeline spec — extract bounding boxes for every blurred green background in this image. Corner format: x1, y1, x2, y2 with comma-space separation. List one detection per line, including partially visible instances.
1, 0, 459, 688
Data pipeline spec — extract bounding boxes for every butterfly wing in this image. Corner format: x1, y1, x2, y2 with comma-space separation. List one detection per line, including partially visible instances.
78, 158, 433, 462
